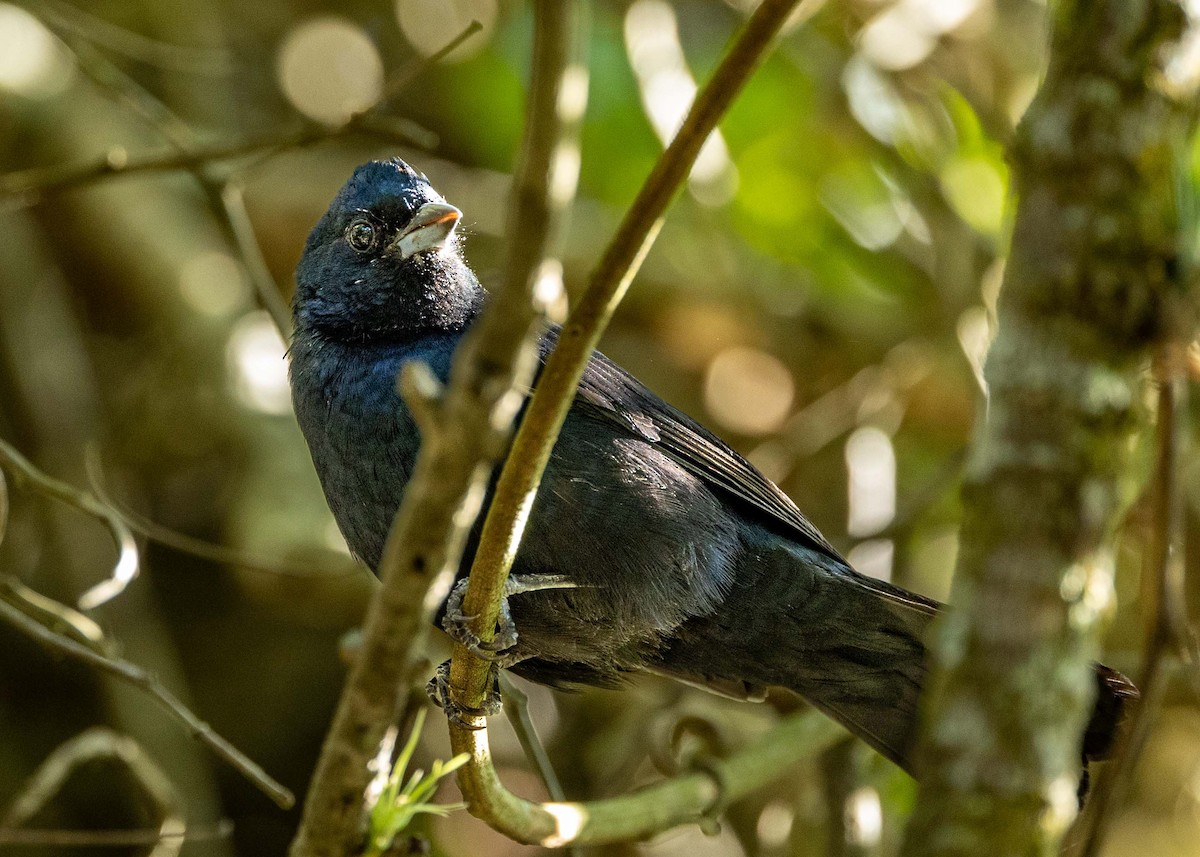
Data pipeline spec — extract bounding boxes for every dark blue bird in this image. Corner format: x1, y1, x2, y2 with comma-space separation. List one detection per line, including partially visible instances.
289, 158, 1134, 778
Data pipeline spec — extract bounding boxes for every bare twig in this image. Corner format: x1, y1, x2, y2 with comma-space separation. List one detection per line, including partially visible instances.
376, 22, 483, 105
0, 20, 480, 201
1074, 344, 1190, 857
498, 675, 566, 803
0, 467, 8, 550
0, 438, 139, 610
0, 129, 320, 199
751, 339, 934, 483
447, 4, 805, 833
0, 598, 294, 809
1, 727, 186, 857
29, 0, 237, 75
86, 451, 356, 579
1, 577, 108, 652
55, 32, 297, 333
217, 181, 293, 333
0, 822, 233, 848
64, 35, 195, 146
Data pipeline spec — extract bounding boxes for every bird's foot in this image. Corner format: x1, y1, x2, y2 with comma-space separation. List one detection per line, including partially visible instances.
425, 660, 502, 730
441, 573, 575, 667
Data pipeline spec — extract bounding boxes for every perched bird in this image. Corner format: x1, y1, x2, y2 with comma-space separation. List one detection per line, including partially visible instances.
289, 158, 1135, 780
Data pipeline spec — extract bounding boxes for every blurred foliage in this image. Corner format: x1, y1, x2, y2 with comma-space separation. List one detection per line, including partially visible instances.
0, 1, 1195, 856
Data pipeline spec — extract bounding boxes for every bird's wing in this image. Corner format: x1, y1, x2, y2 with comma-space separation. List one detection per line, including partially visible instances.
562, 339, 941, 620
544, 332, 844, 563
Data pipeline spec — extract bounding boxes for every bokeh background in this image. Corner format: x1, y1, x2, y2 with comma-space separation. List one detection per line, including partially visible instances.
0, 1, 1196, 855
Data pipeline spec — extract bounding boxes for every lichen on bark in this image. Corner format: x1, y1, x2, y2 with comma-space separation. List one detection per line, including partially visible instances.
901, 1, 1195, 855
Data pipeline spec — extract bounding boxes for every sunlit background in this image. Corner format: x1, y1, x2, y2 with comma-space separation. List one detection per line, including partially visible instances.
0, 1, 1196, 856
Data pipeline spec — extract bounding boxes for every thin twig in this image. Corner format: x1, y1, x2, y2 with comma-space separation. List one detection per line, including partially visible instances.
86, 451, 356, 579
57, 33, 295, 333
65, 35, 195, 147
0, 20, 479, 200
447, 711, 843, 847
0, 128, 321, 199
28, 0, 237, 75
0, 598, 294, 809
217, 181, 294, 333
498, 675, 566, 802
752, 339, 935, 485
0, 577, 108, 653
1074, 343, 1189, 857
377, 22, 483, 105
0, 467, 8, 550
0, 822, 233, 847
0, 438, 139, 610
2, 727, 186, 857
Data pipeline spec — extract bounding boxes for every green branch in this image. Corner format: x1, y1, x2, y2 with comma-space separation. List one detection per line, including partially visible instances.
444, 0, 813, 841
448, 0, 802, 715
455, 710, 843, 847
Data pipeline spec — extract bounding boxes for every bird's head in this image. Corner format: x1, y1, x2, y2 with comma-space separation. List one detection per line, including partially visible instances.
293, 158, 482, 343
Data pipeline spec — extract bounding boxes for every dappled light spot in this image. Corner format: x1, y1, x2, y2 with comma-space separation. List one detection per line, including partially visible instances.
178, 251, 250, 318
1042, 774, 1079, 836
0, 4, 74, 98
842, 55, 908, 145
624, 0, 737, 207
227, 311, 291, 415
396, 0, 497, 62
276, 17, 383, 125
940, 154, 1007, 235
860, 6, 935, 72
819, 162, 905, 251
541, 802, 586, 848
845, 785, 883, 847
956, 304, 992, 395
558, 64, 590, 124
704, 346, 794, 436
550, 141, 582, 207
848, 538, 894, 583
845, 426, 895, 539
859, 0, 986, 71
755, 800, 794, 848
533, 258, 569, 322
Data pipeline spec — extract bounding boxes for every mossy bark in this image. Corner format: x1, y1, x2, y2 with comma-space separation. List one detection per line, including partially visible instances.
901, 1, 1194, 855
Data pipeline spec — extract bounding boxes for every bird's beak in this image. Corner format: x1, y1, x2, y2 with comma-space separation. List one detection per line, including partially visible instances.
389, 202, 462, 261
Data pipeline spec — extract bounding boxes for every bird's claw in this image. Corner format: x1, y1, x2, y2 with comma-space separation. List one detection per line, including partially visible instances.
441, 573, 576, 667
441, 578, 521, 665
425, 660, 501, 729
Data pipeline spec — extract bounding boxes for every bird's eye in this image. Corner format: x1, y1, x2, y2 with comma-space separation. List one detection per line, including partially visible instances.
345, 219, 378, 253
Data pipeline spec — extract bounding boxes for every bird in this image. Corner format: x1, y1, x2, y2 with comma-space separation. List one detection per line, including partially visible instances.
289, 157, 1136, 783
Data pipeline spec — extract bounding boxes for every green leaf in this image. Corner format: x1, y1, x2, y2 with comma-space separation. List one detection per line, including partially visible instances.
364, 709, 470, 857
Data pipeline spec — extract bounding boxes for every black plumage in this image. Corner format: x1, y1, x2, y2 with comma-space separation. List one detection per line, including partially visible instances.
289, 158, 1135, 776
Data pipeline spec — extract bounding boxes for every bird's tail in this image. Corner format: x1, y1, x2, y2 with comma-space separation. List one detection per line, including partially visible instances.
655, 542, 1136, 776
